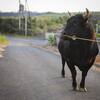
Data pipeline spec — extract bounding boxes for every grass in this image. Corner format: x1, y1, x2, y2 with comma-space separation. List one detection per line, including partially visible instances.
0, 35, 9, 45
96, 33, 100, 38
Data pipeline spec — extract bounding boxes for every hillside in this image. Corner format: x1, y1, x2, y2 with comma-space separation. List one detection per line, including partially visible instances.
0, 11, 100, 20
0, 12, 65, 17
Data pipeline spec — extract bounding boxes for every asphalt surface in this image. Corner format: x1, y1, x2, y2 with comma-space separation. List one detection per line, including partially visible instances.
0, 37, 100, 100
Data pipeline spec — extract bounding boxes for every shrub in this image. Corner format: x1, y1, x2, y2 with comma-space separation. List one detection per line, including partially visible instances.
48, 34, 57, 46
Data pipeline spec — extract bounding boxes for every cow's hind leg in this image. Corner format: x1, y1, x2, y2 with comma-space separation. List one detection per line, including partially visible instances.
61, 56, 65, 78
79, 58, 95, 92
79, 70, 88, 92
67, 61, 77, 91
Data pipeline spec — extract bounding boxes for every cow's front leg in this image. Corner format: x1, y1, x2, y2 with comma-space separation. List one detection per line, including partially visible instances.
67, 61, 77, 91
61, 56, 65, 78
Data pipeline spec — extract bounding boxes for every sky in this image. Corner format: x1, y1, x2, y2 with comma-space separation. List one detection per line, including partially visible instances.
0, 0, 100, 12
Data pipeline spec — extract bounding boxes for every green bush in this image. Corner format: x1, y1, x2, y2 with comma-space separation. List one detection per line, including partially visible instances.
48, 34, 57, 46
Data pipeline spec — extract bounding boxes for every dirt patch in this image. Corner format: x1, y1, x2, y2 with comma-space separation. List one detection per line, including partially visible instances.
43, 45, 58, 52
95, 55, 100, 64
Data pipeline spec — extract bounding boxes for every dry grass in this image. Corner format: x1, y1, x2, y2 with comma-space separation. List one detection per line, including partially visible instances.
95, 55, 100, 64
0, 35, 9, 45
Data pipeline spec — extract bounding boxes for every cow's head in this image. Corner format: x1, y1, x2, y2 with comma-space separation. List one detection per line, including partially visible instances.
64, 8, 93, 37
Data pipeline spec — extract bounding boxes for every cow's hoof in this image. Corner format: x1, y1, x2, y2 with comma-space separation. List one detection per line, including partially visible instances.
61, 71, 65, 78
79, 87, 87, 92
61, 75, 65, 78
73, 86, 79, 91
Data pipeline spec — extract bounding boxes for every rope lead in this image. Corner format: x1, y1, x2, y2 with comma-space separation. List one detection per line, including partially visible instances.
62, 35, 100, 43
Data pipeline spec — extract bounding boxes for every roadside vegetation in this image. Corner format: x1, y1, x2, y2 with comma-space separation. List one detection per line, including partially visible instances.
0, 12, 99, 37
0, 35, 9, 45
47, 34, 57, 46
0, 14, 67, 36
96, 34, 100, 38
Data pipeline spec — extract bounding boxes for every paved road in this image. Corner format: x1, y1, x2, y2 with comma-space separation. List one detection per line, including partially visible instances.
0, 37, 100, 100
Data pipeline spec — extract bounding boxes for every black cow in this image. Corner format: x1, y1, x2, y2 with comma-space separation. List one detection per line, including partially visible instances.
58, 9, 99, 92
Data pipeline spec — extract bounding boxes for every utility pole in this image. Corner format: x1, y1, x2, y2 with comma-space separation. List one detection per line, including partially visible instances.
19, 0, 21, 30
25, 0, 27, 36
96, 24, 98, 34
19, 0, 24, 31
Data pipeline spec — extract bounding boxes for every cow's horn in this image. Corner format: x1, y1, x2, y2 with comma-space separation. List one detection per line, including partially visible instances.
85, 8, 90, 17
84, 8, 90, 18
68, 11, 72, 17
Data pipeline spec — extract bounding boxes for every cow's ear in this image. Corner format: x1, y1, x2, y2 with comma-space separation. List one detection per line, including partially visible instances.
68, 11, 72, 17
83, 8, 91, 22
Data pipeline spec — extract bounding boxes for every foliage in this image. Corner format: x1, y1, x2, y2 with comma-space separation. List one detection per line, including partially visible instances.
0, 11, 99, 36
0, 17, 18, 34
31, 16, 67, 35
96, 33, 100, 38
47, 34, 57, 46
